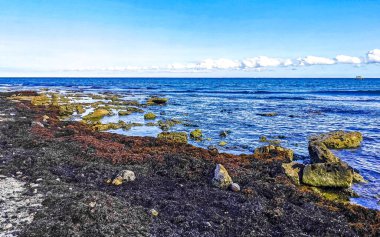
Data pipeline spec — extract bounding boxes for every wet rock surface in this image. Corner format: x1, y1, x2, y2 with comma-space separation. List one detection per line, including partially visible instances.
0, 92, 379, 236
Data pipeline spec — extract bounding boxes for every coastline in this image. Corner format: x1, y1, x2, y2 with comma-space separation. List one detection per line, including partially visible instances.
0, 91, 379, 236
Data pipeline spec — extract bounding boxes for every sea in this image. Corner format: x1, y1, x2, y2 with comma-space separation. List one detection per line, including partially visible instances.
0, 77, 379, 210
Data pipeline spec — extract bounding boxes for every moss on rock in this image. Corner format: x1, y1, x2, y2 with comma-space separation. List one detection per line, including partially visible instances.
157, 132, 188, 144
302, 163, 353, 188
147, 97, 168, 105
254, 145, 294, 162
282, 162, 304, 186
144, 112, 157, 120
190, 129, 202, 140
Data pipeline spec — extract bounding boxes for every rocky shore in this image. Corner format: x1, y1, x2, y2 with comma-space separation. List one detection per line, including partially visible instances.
0, 91, 379, 236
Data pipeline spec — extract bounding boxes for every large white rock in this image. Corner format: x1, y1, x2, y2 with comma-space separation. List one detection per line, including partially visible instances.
212, 164, 233, 189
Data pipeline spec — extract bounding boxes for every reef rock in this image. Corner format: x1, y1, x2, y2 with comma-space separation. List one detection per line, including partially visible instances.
157, 132, 188, 144
254, 145, 294, 162
83, 109, 110, 121
308, 141, 340, 163
212, 164, 233, 189
302, 163, 353, 188
282, 162, 304, 186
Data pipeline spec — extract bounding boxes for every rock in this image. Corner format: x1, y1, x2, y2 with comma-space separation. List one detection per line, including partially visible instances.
111, 177, 123, 186
144, 112, 157, 120
190, 129, 202, 140
219, 130, 231, 138
212, 164, 233, 189
257, 112, 278, 117
308, 141, 340, 163
259, 136, 268, 142
282, 162, 304, 185
117, 170, 136, 182
207, 145, 219, 156
42, 115, 49, 122
353, 171, 367, 183
254, 145, 294, 162
118, 110, 132, 116
89, 201, 96, 208
302, 163, 353, 188
310, 130, 363, 149
147, 97, 168, 105
230, 183, 241, 192
150, 209, 159, 217
157, 132, 188, 144
4, 223, 13, 230
219, 141, 227, 146
157, 119, 182, 131
32, 121, 44, 128
83, 109, 110, 121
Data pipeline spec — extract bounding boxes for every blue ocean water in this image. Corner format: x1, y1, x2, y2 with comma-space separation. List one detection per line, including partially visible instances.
1, 77, 379, 210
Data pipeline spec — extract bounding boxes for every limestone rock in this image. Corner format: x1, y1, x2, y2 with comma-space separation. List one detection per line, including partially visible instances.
117, 170, 136, 182
254, 145, 294, 162
302, 163, 353, 188
282, 162, 304, 186
310, 130, 363, 149
308, 141, 340, 163
212, 164, 233, 189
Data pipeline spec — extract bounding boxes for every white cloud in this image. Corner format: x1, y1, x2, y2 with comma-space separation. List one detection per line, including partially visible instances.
335, 55, 362, 64
367, 49, 380, 63
60, 49, 378, 73
299, 56, 336, 65
241, 56, 292, 68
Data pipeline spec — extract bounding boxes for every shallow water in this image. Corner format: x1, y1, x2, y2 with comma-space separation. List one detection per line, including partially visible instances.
1, 77, 379, 210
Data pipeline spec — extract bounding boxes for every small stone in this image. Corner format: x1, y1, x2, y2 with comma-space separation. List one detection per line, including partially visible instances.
212, 164, 233, 189
219, 141, 227, 146
230, 183, 241, 192
112, 177, 123, 186
89, 201, 96, 208
190, 129, 202, 140
36, 178, 43, 182
4, 223, 13, 230
16, 171, 22, 175
207, 145, 219, 156
33, 189, 37, 194
150, 209, 159, 217
42, 115, 49, 122
219, 130, 231, 138
117, 170, 136, 182
32, 121, 44, 128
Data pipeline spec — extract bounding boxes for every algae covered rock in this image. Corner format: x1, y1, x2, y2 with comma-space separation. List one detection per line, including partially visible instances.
254, 145, 294, 162
118, 110, 132, 116
147, 97, 168, 105
190, 129, 202, 140
83, 109, 110, 121
302, 163, 353, 188
219, 141, 227, 146
310, 130, 363, 149
157, 132, 188, 144
282, 162, 304, 186
212, 164, 233, 189
144, 112, 157, 120
157, 119, 182, 131
308, 141, 340, 163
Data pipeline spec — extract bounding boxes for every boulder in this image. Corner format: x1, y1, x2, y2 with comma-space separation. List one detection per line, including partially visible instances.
302, 163, 353, 188
310, 131, 363, 149
190, 129, 202, 140
157, 132, 188, 144
212, 164, 233, 189
144, 112, 157, 120
117, 170, 136, 182
147, 97, 168, 105
308, 141, 340, 163
282, 162, 304, 185
254, 145, 294, 162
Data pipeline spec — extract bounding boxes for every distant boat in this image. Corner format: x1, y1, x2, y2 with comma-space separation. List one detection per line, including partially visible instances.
355, 76, 364, 80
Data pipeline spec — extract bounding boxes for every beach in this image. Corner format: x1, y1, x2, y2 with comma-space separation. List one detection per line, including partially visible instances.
0, 88, 379, 236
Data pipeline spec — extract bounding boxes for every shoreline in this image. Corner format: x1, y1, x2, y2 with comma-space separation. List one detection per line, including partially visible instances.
0, 91, 379, 236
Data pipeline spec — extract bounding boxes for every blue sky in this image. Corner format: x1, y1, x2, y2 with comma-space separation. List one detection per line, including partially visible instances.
0, 0, 379, 77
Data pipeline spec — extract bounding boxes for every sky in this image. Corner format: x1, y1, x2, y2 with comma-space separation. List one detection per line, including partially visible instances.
0, 0, 379, 77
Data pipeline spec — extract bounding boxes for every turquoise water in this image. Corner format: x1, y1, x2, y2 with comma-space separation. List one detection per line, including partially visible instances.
1, 77, 379, 210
